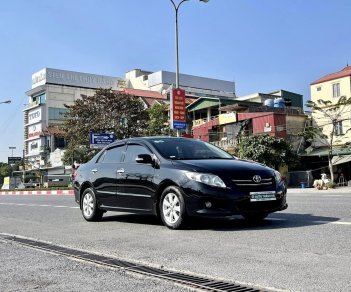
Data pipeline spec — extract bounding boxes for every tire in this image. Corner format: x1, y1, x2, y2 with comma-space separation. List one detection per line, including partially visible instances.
81, 188, 103, 221
159, 186, 187, 229
242, 212, 268, 222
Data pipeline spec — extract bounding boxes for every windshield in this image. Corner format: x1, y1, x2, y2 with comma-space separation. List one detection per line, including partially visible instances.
150, 138, 233, 160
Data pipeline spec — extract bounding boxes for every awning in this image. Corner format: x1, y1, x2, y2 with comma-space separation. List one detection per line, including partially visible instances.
188, 100, 220, 112
300, 147, 351, 157
331, 155, 351, 165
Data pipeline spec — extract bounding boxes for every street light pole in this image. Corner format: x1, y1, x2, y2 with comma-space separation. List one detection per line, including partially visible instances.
9, 146, 16, 158
169, 0, 209, 88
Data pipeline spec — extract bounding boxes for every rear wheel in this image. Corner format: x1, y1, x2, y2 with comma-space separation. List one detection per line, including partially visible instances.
242, 212, 268, 222
81, 188, 103, 221
160, 186, 187, 229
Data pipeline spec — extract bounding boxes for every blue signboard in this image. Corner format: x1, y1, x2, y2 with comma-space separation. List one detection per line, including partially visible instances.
173, 121, 187, 130
89, 133, 116, 149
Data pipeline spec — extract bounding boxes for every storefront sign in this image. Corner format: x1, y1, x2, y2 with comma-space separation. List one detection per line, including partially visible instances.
218, 112, 237, 125
28, 123, 42, 139
27, 138, 42, 156
32, 68, 122, 90
28, 108, 42, 125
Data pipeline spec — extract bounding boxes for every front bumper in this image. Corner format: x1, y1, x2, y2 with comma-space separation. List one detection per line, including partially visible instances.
181, 181, 287, 217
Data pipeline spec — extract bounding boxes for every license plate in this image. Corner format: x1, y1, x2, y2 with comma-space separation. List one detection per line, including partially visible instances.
250, 191, 276, 202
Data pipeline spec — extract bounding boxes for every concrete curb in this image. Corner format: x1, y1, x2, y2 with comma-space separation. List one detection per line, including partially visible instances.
0, 190, 74, 196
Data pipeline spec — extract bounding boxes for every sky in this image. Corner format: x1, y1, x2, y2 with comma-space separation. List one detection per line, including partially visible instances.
0, 0, 350, 163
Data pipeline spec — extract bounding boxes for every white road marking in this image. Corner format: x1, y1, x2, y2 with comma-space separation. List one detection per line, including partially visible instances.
0, 202, 79, 209
269, 217, 351, 225
313, 220, 351, 225
289, 194, 347, 197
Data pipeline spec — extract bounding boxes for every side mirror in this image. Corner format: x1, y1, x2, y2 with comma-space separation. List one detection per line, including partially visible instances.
135, 154, 153, 164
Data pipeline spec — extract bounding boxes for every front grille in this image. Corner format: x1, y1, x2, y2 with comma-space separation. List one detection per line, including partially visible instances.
232, 177, 274, 187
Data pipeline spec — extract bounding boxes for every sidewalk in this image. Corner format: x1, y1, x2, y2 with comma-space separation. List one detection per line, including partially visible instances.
288, 186, 351, 194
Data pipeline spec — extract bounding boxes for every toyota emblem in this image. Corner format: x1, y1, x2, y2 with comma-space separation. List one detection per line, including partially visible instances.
253, 175, 261, 183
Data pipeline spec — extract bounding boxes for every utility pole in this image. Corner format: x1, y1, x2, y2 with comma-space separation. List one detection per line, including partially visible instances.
22, 149, 25, 183
9, 146, 16, 189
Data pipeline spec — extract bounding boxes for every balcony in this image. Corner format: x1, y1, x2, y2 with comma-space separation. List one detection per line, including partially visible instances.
25, 100, 41, 110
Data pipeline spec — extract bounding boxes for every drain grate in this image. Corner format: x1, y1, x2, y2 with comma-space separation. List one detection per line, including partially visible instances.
0, 234, 267, 292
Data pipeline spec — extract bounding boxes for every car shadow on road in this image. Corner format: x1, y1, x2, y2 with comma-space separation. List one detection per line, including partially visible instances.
187, 213, 340, 231
100, 212, 340, 231
101, 213, 161, 226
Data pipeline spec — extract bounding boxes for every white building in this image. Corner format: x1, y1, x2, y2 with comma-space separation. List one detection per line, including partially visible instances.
24, 68, 124, 173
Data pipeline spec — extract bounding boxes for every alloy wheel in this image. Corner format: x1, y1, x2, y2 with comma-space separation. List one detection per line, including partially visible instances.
162, 192, 181, 224
83, 192, 94, 218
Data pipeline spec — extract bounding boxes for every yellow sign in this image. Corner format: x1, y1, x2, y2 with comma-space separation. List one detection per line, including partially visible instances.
3, 177, 10, 184
218, 112, 236, 125
193, 119, 206, 127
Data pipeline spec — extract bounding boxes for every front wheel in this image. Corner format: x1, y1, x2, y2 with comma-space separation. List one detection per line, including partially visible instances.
81, 188, 103, 221
159, 186, 187, 229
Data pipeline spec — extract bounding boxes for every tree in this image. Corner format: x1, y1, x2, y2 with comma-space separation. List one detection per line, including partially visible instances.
0, 163, 11, 185
237, 134, 299, 170
305, 95, 351, 182
62, 88, 149, 164
146, 103, 174, 136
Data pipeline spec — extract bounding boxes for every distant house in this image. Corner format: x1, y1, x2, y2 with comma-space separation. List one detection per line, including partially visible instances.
302, 65, 351, 181
189, 90, 306, 154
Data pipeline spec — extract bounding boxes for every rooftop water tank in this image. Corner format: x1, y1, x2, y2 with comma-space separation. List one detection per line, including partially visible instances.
274, 97, 285, 108
264, 99, 274, 107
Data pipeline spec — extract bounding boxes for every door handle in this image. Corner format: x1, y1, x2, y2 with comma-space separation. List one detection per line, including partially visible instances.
91, 169, 98, 173
117, 168, 125, 174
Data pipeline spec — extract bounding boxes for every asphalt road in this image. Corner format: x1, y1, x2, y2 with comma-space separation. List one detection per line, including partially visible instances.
0, 188, 350, 292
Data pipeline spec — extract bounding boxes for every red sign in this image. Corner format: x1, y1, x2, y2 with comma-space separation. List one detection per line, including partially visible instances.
172, 88, 186, 122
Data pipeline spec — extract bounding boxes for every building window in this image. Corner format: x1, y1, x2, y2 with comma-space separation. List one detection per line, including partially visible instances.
32, 93, 46, 104
334, 121, 343, 136
48, 107, 68, 120
316, 86, 321, 91
332, 83, 340, 98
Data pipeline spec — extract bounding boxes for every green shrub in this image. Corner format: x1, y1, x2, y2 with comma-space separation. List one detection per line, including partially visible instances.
326, 182, 336, 189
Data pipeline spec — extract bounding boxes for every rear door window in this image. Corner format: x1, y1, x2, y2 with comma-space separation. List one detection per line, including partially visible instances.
98, 144, 125, 163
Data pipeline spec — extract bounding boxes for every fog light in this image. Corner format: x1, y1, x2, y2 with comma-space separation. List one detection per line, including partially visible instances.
205, 201, 212, 208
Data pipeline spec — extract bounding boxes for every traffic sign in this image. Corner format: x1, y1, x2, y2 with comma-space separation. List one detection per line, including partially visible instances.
173, 121, 187, 130
8, 157, 22, 164
89, 133, 116, 149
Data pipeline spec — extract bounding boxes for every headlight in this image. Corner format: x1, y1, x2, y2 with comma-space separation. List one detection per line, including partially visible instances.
274, 170, 282, 183
185, 172, 226, 188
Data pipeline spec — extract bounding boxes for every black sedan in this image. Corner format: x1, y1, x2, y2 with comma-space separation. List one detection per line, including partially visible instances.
74, 137, 287, 229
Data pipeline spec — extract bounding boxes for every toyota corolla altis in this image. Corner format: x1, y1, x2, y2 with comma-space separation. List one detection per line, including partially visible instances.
74, 137, 287, 229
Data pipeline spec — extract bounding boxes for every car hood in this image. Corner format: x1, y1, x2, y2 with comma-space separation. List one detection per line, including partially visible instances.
172, 159, 274, 178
